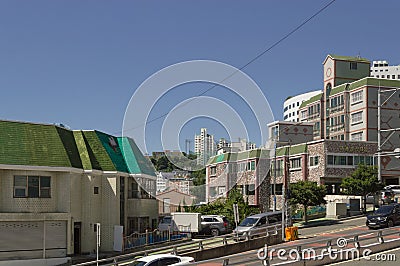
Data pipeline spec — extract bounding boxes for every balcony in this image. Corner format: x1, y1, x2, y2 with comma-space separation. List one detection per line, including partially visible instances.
329, 105, 344, 114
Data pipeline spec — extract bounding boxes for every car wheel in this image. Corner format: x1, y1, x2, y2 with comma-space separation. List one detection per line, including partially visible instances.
211, 228, 220, 236
388, 219, 394, 227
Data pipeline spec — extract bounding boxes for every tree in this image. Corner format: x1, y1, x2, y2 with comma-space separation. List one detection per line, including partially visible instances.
194, 188, 259, 224
341, 164, 383, 213
289, 181, 327, 223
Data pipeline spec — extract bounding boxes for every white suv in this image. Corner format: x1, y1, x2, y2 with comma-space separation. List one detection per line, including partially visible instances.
199, 215, 231, 236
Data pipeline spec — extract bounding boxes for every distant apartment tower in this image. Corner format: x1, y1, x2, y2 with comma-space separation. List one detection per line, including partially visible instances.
195, 128, 216, 165
370, 60, 400, 80
283, 90, 322, 122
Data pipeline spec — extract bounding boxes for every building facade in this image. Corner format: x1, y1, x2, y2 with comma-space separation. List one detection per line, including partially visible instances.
194, 128, 216, 166
206, 149, 271, 212
283, 90, 322, 122
298, 54, 400, 183
370, 60, 400, 80
271, 140, 378, 208
0, 120, 159, 260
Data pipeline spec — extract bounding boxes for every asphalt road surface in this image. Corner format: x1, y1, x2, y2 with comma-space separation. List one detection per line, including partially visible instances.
195, 216, 400, 265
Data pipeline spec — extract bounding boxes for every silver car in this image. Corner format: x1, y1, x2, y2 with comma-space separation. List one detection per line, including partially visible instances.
233, 211, 282, 240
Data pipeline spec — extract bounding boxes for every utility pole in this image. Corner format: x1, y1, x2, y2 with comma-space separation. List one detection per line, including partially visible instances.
378, 87, 381, 182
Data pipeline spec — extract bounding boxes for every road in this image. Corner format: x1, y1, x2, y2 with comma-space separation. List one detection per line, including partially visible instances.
194, 216, 400, 265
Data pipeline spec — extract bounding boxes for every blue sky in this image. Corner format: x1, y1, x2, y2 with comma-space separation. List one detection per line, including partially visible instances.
1, 0, 400, 154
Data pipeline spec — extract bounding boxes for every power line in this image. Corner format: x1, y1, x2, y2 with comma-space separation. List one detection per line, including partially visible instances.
117, 0, 337, 135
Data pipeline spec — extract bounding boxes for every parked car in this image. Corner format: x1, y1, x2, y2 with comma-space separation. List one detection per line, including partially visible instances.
366, 203, 400, 229
381, 190, 395, 205
384, 185, 400, 194
199, 215, 231, 236
128, 254, 194, 266
233, 211, 282, 240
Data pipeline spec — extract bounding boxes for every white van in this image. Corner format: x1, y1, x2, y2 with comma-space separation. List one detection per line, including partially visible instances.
233, 211, 282, 240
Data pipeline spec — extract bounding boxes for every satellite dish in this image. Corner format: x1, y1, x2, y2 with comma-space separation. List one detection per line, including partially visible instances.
394, 148, 400, 159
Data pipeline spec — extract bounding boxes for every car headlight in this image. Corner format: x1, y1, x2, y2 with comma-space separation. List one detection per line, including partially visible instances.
377, 217, 387, 221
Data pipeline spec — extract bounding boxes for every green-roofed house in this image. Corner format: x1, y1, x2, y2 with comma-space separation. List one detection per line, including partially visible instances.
206, 149, 272, 212
0, 120, 158, 261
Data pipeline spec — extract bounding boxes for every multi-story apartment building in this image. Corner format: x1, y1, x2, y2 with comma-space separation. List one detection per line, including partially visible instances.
298, 54, 400, 184
283, 90, 322, 122
370, 60, 400, 80
217, 138, 257, 154
0, 120, 158, 260
194, 128, 216, 166
206, 149, 271, 212
270, 140, 377, 208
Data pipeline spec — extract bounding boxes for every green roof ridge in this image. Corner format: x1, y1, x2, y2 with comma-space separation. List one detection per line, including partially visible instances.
328, 54, 370, 63
299, 93, 323, 108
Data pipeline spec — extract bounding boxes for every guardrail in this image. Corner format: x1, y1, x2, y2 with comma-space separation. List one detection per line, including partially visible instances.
124, 229, 188, 250
185, 225, 400, 265
73, 224, 283, 266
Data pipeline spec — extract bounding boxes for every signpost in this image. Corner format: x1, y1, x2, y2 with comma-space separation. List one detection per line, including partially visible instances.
96, 223, 101, 266
233, 203, 239, 238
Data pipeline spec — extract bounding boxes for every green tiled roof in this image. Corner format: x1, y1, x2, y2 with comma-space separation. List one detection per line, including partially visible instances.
207, 149, 270, 164
328, 54, 370, 63
81, 131, 117, 171
299, 93, 323, 108
119, 137, 156, 176
348, 77, 400, 91
329, 84, 348, 96
276, 144, 307, 156
0, 120, 155, 176
0, 120, 82, 168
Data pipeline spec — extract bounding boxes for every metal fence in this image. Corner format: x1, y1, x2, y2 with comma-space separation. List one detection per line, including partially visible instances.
124, 229, 189, 250
73, 224, 283, 266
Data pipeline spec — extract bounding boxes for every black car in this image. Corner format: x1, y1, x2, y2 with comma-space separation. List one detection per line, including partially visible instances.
366, 203, 400, 229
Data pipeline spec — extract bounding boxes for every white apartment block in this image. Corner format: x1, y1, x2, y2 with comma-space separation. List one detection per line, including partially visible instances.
283, 90, 322, 122
370, 60, 400, 80
194, 128, 216, 166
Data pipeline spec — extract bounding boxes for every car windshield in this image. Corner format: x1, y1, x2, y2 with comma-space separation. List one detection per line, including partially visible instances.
129, 261, 146, 266
161, 217, 172, 224
374, 205, 394, 214
239, 217, 258, 227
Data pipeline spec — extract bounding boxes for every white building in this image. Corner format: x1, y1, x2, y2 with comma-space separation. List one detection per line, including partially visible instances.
370, 60, 400, 80
283, 90, 322, 122
194, 128, 216, 166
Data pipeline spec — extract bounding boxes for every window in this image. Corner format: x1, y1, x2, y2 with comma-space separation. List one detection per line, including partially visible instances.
301, 110, 307, 120
245, 184, 255, 195
270, 184, 283, 195
297, 102, 300, 106
392, 75, 396, 79
210, 166, 216, 175
290, 157, 301, 169
351, 111, 363, 124
14, 176, 51, 198
350, 62, 357, 70
163, 198, 170, 213
94, 187, 99, 194
351, 91, 363, 103
351, 132, 363, 141
309, 156, 319, 166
